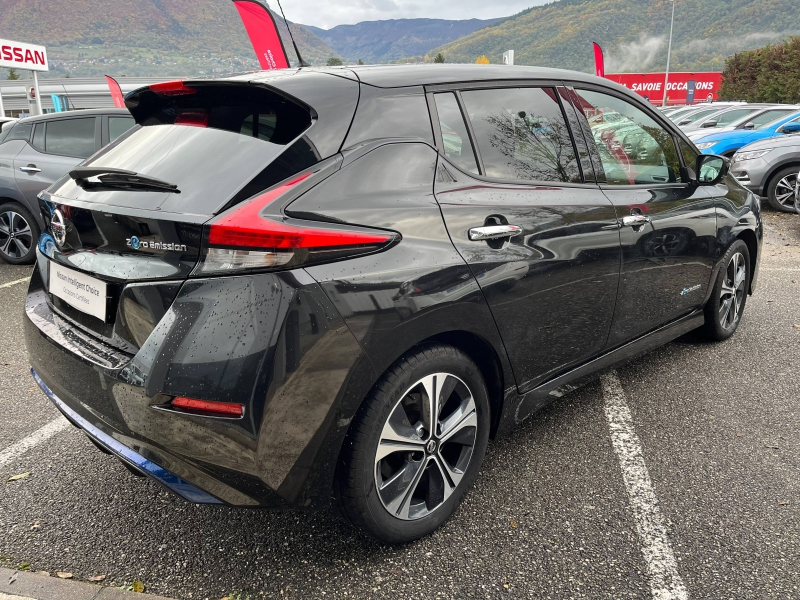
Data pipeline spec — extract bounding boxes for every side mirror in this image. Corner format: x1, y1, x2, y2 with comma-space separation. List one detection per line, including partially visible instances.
701, 120, 718, 128
678, 119, 691, 126
781, 122, 800, 134
743, 121, 755, 130
695, 154, 728, 185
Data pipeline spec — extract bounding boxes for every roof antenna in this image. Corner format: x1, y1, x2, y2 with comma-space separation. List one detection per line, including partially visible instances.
274, 0, 310, 67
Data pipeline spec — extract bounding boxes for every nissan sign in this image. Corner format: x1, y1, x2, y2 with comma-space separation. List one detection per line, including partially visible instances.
0, 38, 49, 72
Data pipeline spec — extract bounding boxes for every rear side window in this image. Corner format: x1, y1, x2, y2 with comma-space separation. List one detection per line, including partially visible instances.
461, 87, 580, 183
433, 92, 479, 174
45, 118, 96, 158
109, 117, 135, 143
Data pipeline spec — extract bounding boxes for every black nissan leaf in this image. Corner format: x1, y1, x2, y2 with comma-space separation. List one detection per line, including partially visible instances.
25, 65, 762, 543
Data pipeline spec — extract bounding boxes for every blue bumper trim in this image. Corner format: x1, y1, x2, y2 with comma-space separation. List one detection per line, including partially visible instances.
31, 368, 222, 504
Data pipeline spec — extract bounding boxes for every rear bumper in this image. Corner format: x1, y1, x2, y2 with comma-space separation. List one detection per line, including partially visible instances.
24, 259, 372, 509
31, 369, 221, 504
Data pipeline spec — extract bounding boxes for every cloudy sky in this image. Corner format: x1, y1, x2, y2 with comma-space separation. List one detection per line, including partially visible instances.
277, 0, 547, 29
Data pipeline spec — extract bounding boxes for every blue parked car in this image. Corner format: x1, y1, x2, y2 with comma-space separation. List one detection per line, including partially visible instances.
694, 110, 800, 157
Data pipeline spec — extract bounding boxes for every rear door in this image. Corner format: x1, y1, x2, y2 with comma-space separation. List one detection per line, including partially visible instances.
13, 116, 98, 211
567, 86, 717, 346
430, 84, 621, 391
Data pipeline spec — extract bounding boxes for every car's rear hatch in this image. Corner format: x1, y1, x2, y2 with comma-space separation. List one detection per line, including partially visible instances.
37, 73, 359, 352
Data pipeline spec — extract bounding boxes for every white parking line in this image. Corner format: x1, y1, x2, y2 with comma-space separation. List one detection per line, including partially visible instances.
601, 371, 688, 600
0, 277, 30, 289
0, 418, 69, 468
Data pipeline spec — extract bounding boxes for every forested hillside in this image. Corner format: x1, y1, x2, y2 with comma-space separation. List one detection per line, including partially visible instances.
0, 0, 339, 77
427, 0, 800, 73
307, 18, 499, 64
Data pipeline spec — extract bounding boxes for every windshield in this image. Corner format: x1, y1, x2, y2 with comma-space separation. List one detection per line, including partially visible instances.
711, 108, 758, 127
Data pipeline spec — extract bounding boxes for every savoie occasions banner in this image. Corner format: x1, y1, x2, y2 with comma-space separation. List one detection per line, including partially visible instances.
0, 38, 48, 72
605, 72, 722, 105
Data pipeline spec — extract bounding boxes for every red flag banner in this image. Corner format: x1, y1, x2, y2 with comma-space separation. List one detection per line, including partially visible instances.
592, 42, 605, 78
105, 75, 126, 108
233, 0, 290, 70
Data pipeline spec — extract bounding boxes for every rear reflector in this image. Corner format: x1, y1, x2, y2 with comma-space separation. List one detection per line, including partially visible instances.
197, 173, 399, 274
171, 397, 244, 417
150, 80, 197, 96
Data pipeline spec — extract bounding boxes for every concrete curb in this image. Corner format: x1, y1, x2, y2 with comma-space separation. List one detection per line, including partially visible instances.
0, 568, 173, 600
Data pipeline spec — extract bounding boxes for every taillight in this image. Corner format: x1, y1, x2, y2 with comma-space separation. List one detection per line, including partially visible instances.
195, 173, 399, 275
150, 80, 197, 96
171, 397, 244, 418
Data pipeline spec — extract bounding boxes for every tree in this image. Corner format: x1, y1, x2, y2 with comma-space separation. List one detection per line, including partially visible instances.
358, 59, 364, 65
326, 57, 343, 66
434, 53, 445, 63
7, 68, 21, 80
475, 55, 490, 64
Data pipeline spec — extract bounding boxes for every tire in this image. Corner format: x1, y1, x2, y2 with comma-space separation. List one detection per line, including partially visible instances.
0, 202, 40, 265
766, 166, 799, 213
336, 344, 490, 543
703, 239, 750, 341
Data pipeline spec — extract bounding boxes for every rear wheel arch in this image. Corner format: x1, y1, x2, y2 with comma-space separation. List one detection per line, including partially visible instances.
736, 228, 758, 295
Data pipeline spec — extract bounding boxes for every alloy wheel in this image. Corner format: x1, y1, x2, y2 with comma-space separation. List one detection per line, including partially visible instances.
374, 372, 478, 520
0, 210, 33, 260
774, 173, 798, 209
719, 251, 746, 330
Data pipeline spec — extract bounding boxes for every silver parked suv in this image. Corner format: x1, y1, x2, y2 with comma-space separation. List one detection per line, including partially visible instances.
0, 108, 134, 263
730, 122, 800, 212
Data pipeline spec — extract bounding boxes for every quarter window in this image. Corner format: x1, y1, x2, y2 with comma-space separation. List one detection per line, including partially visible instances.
433, 92, 479, 174
572, 89, 681, 185
109, 117, 135, 143
460, 87, 581, 183
45, 118, 96, 158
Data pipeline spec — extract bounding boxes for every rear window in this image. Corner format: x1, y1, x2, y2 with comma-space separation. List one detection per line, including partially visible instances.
49, 84, 315, 216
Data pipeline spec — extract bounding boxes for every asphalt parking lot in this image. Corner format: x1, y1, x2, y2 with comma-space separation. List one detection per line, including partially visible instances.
1, 209, 798, 600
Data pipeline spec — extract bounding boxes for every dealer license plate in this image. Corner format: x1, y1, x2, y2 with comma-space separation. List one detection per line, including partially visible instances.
49, 262, 108, 321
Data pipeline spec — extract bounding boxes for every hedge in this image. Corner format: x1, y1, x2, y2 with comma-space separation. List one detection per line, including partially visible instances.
720, 36, 800, 103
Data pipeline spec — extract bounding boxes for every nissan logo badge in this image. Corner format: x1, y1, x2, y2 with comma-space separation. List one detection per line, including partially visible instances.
51, 209, 66, 247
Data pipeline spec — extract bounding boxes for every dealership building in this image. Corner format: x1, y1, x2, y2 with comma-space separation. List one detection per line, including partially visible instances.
0, 76, 171, 117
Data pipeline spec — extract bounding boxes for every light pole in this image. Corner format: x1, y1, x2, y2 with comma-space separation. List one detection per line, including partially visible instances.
662, 0, 675, 107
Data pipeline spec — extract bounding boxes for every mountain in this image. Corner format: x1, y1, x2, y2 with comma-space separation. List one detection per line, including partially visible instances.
307, 18, 500, 64
426, 0, 800, 73
0, 0, 340, 78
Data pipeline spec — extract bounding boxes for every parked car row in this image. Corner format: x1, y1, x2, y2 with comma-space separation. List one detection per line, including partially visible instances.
660, 102, 800, 212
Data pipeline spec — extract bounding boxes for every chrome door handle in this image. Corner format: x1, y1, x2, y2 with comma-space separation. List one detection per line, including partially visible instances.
468, 224, 522, 241
621, 214, 651, 227
19, 165, 41, 173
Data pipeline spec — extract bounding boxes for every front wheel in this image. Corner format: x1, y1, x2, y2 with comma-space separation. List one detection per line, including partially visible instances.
766, 166, 799, 213
336, 344, 490, 543
703, 240, 750, 341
